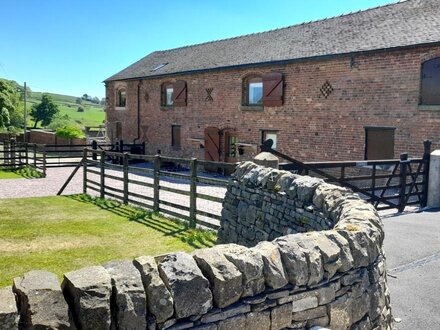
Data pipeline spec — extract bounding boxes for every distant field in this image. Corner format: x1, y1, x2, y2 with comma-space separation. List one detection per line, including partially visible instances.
27, 92, 105, 128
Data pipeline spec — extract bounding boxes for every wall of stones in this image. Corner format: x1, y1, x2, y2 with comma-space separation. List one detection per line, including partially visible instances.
0, 162, 392, 330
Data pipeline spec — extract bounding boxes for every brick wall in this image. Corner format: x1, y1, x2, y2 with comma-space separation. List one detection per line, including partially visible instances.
106, 45, 440, 162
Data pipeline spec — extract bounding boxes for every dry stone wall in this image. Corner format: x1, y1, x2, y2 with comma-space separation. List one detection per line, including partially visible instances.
0, 161, 392, 330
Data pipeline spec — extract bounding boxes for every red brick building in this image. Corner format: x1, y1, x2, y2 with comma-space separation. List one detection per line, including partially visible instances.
105, 0, 440, 163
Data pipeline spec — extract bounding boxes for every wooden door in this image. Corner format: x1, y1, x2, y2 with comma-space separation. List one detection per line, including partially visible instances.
204, 127, 220, 162
365, 127, 395, 160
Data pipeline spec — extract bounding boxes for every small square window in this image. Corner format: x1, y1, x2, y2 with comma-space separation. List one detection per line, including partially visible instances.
262, 131, 278, 150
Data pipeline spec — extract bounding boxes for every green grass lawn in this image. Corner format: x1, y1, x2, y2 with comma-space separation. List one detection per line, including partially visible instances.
0, 167, 44, 179
0, 195, 216, 287
0, 171, 22, 179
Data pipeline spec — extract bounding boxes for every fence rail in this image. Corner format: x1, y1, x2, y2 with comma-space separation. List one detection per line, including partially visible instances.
59, 148, 236, 229
266, 139, 431, 212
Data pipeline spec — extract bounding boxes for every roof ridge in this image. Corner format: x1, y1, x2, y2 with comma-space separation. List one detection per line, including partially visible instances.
154, 0, 409, 54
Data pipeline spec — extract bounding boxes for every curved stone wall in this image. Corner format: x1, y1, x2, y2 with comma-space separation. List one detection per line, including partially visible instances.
0, 162, 392, 330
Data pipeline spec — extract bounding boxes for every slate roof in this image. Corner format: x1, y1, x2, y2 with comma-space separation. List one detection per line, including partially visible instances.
105, 0, 440, 82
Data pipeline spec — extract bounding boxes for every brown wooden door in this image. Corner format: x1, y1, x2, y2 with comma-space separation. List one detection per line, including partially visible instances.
204, 127, 220, 162
365, 127, 395, 160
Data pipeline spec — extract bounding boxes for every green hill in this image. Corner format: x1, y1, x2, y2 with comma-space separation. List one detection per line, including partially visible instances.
26, 92, 106, 128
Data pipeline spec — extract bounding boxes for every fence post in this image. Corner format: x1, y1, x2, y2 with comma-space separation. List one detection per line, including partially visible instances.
10, 139, 16, 168
189, 158, 197, 228
119, 140, 124, 165
100, 150, 106, 199
92, 140, 98, 161
42, 150, 47, 177
421, 140, 432, 207
83, 149, 87, 194
33, 144, 37, 168
123, 153, 129, 204
4, 140, 10, 166
398, 153, 409, 212
25, 143, 29, 166
153, 155, 160, 213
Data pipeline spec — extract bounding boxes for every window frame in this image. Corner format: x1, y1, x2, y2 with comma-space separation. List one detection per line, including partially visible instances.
261, 130, 278, 150
242, 75, 264, 108
161, 82, 174, 107
116, 88, 127, 109
171, 125, 181, 149
420, 57, 440, 106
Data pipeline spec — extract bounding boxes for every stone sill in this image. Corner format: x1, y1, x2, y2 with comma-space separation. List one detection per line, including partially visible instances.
160, 106, 174, 111
115, 107, 126, 111
418, 105, 440, 111
241, 105, 264, 112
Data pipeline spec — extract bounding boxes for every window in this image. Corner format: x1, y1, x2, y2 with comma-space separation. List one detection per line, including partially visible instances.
171, 125, 181, 148
117, 89, 126, 108
162, 83, 174, 106
364, 127, 395, 160
161, 81, 187, 107
421, 57, 440, 105
248, 78, 263, 105
243, 73, 283, 107
262, 130, 278, 150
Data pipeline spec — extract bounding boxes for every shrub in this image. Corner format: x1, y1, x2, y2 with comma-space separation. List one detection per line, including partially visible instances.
55, 125, 85, 139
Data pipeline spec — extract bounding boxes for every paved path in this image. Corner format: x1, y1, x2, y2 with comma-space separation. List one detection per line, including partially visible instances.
382, 209, 440, 329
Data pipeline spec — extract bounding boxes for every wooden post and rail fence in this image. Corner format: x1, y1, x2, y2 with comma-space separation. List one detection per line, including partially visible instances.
59, 148, 236, 229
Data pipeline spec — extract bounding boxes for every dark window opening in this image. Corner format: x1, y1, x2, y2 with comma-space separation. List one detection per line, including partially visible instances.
172, 125, 181, 148
365, 127, 395, 160
421, 57, 440, 105
117, 89, 126, 107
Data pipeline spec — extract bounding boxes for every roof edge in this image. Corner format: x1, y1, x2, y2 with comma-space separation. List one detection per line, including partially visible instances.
103, 40, 440, 84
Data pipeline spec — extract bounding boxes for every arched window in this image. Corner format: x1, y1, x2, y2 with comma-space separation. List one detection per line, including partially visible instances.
117, 89, 126, 107
421, 57, 440, 105
161, 83, 174, 106
243, 75, 263, 106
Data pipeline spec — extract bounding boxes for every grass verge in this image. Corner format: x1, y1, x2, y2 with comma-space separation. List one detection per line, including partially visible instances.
0, 166, 44, 179
0, 194, 216, 287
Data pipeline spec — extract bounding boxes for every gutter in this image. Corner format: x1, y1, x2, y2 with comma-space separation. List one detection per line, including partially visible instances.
133, 80, 142, 144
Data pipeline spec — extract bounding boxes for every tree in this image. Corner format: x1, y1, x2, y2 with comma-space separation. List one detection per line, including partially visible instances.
92, 96, 100, 104
76, 97, 82, 104
100, 98, 106, 106
0, 80, 17, 129
30, 94, 59, 128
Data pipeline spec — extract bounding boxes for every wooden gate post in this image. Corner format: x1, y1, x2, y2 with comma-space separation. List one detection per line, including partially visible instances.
10, 139, 16, 168
100, 151, 106, 199
123, 153, 129, 204
421, 140, 432, 207
189, 158, 197, 228
33, 144, 37, 167
153, 155, 161, 213
92, 140, 98, 161
83, 149, 87, 194
398, 153, 409, 212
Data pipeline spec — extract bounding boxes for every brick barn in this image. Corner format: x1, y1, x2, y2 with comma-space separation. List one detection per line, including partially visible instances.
104, 0, 440, 163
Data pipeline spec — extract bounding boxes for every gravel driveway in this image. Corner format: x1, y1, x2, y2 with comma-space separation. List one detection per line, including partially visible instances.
0, 165, 227, 228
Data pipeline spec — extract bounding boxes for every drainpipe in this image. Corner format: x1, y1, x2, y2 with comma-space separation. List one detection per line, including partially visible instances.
133, 80, 142, 144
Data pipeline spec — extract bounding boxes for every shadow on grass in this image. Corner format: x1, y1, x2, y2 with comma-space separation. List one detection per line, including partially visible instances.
67, 194, 216, 249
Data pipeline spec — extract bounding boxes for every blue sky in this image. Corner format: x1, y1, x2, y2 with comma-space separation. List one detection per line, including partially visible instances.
1, 0, 394, 99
